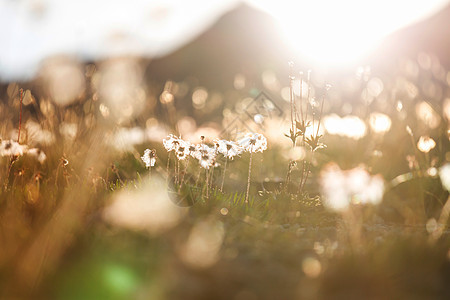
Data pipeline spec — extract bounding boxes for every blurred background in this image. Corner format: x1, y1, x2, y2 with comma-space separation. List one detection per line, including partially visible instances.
1, 1, 450, 299
1, 0, 450, 141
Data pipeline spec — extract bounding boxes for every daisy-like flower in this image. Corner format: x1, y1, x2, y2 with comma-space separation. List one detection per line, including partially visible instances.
192, 143, 216, 159
0, 139, 27, 157
175, 140, 191, 160
141, 149, 156, 168
214, 139, 243, 159
163, 134, 181, 152
192, 143, 217, 169
237, 133, 267, 153
198, 152, 216, 169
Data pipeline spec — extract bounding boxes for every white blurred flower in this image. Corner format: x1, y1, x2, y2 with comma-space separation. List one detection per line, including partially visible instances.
323, 114, 366, 140
141, 149, 156, 168
111, 126, 145, 151
0, 139, 27, 157
439, 163, 450, 191
417, 136, 436, 153
59, 122, 78, 140
427, 167, 438, 177
27, 148, 47, 164
406, 125, 413, 136
179, 219, 225, 269
25, 120, 55, 146
214, 139, 243, 159
320, 163, 385, 212
237, 132, 267, 153
103, 176, 187, 235
369, 113, 391, 133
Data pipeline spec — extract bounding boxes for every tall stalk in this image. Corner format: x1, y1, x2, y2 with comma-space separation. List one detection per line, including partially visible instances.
166, 152, 171, 184
17, 88, 23, 143
285, 63, 298, 191
288, 62, 296, 140
5, 88, 24, 189
205, 168, 209, 200
245, 150, 253, 204
220, 155, 228, 192
179, 157, 190, 188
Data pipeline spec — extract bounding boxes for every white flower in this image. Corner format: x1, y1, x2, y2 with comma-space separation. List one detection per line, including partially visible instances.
198, 152, 216, 169
237, 133, 267, 153
214, 139, 243, 159
191, 143, 217, 169
192, 144, 216, 160
439, 163, 450, 192
27, 148, 47, 164
0, 139, 27, 157
163, 134, 181, 152
188, 144, 197, 157
175, 140, 191, 160
417, 136, 436, 153
141, 149, 156, 168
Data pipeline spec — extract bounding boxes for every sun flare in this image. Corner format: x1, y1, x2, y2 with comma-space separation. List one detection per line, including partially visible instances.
246, 0, 448, 65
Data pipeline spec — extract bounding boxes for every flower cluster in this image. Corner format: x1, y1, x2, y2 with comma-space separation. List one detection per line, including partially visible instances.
0, 139, 47, 164
161, 133, 267, 170
0, 139, 27, 157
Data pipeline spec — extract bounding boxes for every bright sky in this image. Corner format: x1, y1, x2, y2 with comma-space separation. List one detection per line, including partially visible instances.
246, 0, 449, 66
0, 0, 448, 80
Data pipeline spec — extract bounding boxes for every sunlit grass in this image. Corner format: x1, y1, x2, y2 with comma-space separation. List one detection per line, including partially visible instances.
0, 55, 449, 299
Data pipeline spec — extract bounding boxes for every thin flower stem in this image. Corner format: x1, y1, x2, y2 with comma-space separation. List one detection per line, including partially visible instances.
205, 168, 209, 200
245, 151, 253, 204
316, 92, 326, 137
285, 161, 293, 192
301, 161, 311, 193
179, 157, 189, 188
305, 70, 311, 124
220, 156, 228, 192
195, 169, 201, 187
298, 160, 305, 193
166, 152, 171, 184
18, 88, 23, 143
176, 159, 180, 185
289, 64, 296, 137
210, 165, 215, 190
5, 156, 17, 189
299, 73, 304, 123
